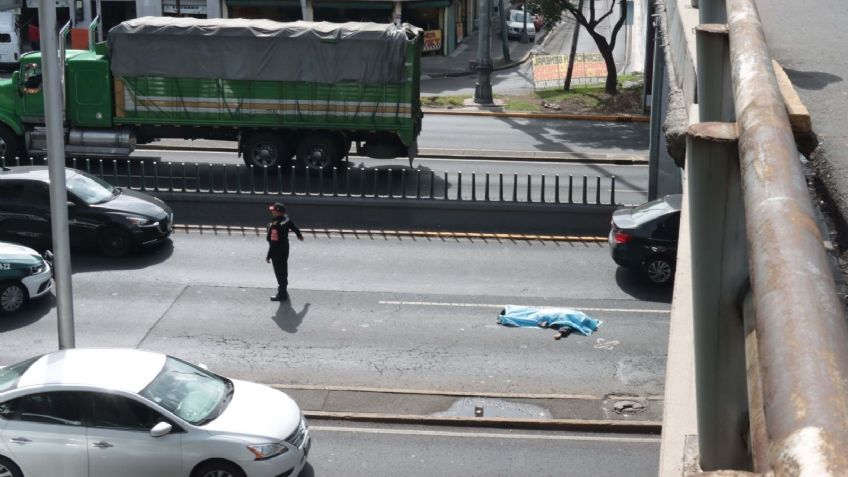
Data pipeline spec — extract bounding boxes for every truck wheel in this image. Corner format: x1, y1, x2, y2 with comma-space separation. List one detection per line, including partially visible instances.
297, 133, 342, 170
0, 125, 22, 164
243, 132, 290, 169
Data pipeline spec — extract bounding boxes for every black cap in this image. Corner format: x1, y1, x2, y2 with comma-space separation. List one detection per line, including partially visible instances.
269, 202, 286, 212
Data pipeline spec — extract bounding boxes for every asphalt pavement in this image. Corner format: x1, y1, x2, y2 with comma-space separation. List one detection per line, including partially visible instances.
755, 1, 848, 242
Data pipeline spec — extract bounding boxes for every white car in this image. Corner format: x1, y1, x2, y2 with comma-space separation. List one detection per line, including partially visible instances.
0, 349, 310, 477
0, 241, 52, 314
507, 10, 536, 41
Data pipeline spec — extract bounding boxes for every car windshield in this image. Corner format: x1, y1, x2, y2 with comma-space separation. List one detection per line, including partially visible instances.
140, 357, 233, 426
0, 355, 42, 393
66, 171, 115, 205
630, 197, 676, 224
510, 11, 528, 22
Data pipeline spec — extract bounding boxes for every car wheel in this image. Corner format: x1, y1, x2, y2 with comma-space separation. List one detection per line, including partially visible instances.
98, 227, 133, 258
0, 282, 28, 314
243, 132, 290, 169
0, 455, 24, 477
644, 256, 675, 285
192, 461, 247, 477
296, 133, 342, 170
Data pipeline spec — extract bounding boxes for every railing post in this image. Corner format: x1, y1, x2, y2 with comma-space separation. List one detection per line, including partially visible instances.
687, 122, 750, 471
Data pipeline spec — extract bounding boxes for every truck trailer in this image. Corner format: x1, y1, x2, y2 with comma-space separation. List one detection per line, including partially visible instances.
0, 17, 423, 169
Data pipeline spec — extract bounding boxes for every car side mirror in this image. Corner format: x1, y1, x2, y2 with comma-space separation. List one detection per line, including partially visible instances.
150, 421, 172, 438
197, 363, 209, 370
67, 201, 75, 207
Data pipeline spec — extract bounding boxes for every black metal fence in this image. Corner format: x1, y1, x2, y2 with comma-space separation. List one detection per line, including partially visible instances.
2, 156, 621, 206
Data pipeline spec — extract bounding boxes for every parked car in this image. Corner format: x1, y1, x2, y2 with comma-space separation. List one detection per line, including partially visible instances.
507, 10, 536, 40
0, 166, 173, 257
0, 348, 310, 477
609, 194, 681, 285
0, 241, 51, 314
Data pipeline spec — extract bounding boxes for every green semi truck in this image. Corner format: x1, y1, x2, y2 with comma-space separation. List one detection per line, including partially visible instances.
0, 17, 423, 169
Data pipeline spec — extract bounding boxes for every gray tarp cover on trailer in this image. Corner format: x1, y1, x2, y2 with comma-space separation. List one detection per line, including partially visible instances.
107, 17, 420, 85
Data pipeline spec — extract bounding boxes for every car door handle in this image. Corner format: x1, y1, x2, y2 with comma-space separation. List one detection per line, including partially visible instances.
10, 437, 31, 444
91, 441, 114, 449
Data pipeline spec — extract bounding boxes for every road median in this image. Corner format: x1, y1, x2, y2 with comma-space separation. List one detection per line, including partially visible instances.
272, 384, 662, 434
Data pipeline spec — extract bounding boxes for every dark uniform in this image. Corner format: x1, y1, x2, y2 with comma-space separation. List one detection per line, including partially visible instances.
266, 212, 303, 301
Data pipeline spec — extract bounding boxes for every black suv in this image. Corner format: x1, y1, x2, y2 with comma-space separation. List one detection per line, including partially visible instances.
0, 166, 173, 257
609, 194, 681, 285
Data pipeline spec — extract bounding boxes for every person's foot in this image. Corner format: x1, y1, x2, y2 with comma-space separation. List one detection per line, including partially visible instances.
270, 295, 281, 301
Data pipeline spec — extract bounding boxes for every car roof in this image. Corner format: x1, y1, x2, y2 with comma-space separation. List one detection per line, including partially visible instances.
16, 348, 167, 394
0, 166, 82, 183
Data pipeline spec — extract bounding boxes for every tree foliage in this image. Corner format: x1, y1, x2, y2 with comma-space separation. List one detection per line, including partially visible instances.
535, 0, 627, 94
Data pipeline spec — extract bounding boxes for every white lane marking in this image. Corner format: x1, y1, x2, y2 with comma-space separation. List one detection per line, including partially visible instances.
310, 425, 660, 443
378, 300, 670, 314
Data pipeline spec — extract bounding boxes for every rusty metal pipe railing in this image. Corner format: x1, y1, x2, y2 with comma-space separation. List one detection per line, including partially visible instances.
728, 0, 848, 473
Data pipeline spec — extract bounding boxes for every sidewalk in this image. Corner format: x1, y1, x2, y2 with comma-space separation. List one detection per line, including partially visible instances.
421, 23, 541, 78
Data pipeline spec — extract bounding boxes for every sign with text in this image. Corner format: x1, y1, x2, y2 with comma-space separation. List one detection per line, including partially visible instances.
423, 29, 442, 52
531, 53, 608, 90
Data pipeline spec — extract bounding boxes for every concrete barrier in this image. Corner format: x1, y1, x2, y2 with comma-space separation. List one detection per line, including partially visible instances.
154, 192, 618, 236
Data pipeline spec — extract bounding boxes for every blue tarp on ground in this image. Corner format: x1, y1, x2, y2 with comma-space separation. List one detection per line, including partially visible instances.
497, 305, 601, 336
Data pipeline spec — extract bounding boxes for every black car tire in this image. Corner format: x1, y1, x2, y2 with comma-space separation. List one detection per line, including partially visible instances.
0, 282, 28, 314
643, 256, 675, 285
192, 460, 247, 477
0, 455, 24, 477
0, 124, 22, 164
243, 132, 291, 169
98, 227, 133, 258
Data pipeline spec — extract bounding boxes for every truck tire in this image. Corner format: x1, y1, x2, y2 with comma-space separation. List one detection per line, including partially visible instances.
243, 132, 290, 169
297, 133, 342, 170
0, 125, 22, 164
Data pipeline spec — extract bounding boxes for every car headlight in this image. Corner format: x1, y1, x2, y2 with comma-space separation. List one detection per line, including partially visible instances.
126, 216, 157, 227
28, 263, 47, 275
247, 443, 289, 460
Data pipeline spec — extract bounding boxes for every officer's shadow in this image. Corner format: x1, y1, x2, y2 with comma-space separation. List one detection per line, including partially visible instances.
272, 301, 310, 333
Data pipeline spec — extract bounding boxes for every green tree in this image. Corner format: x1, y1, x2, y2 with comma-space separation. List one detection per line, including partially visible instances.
537, 0, 627, 94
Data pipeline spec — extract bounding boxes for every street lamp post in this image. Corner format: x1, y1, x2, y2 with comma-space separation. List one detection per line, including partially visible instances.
474, 0, 493, 104
520, 7, 529, 43
38, 0, 76, 349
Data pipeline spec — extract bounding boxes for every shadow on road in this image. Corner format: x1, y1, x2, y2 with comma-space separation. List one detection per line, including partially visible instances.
0, 295, 54, 332
69, 239, 175, 274
297, 463, 316, 477
493, 115, 649, 153
614, 267, 673, 303
782, 68, 842, 91
272, 301, 310, 333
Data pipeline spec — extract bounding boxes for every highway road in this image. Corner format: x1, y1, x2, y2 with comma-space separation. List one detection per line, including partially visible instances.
0, 229, 671, 397
302, 421, 660, 477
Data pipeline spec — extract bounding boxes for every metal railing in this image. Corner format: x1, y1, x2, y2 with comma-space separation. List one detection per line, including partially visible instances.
1, 156, 623, 206
684, 0, 848, 474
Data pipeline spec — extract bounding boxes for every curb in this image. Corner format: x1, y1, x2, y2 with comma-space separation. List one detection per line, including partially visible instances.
302, 411, 662, 434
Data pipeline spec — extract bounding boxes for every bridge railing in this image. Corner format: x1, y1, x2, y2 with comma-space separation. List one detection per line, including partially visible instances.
680, 0, 848, 474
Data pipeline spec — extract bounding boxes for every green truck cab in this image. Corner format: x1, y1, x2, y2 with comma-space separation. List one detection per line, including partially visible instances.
0, 241, 52, 314
0, 17, 423, 169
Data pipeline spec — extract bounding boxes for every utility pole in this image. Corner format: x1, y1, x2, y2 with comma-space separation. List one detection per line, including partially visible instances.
82, 0, 91, 24
564, 0, 583, 90
473, 0, 493, 104
38, 0, 75, 349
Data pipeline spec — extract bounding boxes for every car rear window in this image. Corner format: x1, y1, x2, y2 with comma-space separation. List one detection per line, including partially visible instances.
0, 355, 42, 393
630, 197, 677, 224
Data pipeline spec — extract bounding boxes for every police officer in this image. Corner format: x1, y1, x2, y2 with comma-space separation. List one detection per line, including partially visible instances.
266, 202, 303, 301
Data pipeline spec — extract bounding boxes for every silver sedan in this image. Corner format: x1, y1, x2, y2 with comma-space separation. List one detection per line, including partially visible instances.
0, 348, 310, 477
